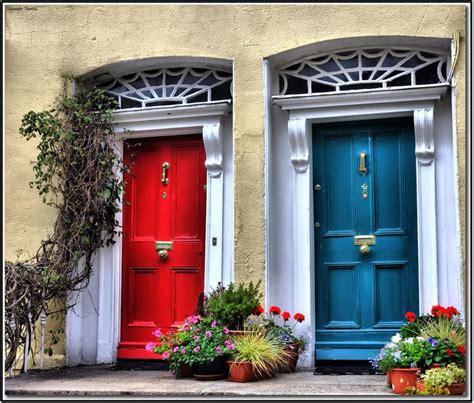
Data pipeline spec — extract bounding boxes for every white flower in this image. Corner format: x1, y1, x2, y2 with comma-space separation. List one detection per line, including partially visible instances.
405, 337, 414, 344
391, 333, 401, 344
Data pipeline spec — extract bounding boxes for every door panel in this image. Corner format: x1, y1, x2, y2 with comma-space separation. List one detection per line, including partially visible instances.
118, 134, 206, 359
314, 118, 418, 361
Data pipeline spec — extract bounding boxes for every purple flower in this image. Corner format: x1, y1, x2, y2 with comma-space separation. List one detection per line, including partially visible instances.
211, 321, 217, 328
223, 327, 229, 335
194, 346, 200, 353
145, 342, 156, 352
173, 346, 179, 353
152, 329, 161, 338
194, 335, 199, 342
181, 348, 186, 354
428, 337, 439, 346
206, 331, 212, 338
216, 346, 222, 354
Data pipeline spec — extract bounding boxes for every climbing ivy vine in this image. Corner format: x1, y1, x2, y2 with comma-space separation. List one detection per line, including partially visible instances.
5, 82, 128, 372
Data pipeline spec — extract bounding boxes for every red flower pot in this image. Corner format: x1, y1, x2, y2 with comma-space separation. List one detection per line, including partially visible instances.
390, 368, 420, 394
227, 361, 257, 383
448, 383, 465, 395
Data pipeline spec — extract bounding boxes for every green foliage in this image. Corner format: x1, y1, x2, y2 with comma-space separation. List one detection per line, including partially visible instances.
204, 281, 262, 329
422, 364, 465, 389
152, 316, 234, 370
230, 331, 291, 377
417, 316, 465, 346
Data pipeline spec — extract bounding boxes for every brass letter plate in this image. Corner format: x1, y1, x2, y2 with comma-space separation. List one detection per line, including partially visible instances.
354, 235, 376, 246
155, 241, 173, 251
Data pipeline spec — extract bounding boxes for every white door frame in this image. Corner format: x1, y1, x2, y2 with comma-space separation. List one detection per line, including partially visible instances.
273, 84, 450, 367
66, 101, 232, 365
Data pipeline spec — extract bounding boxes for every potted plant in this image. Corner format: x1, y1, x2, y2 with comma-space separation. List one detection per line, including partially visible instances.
203, 281, 262, 331
410, 364, 466, 395
375, 334, 430, 394
147, 315, 234, 380
227, 331, 291, 382
400, 306, 465, 370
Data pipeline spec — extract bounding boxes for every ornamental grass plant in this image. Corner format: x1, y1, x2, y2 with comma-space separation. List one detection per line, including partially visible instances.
229, 331, 292, 378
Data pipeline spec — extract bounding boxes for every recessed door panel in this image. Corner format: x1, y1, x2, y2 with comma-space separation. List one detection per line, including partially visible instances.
119, 134, 206, 359
314, 118, 418, 361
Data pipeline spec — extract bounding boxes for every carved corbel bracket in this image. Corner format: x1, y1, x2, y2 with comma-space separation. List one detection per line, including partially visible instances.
203, 122, 223, 178
288, 118, 309, 173
414, 108, 435, 166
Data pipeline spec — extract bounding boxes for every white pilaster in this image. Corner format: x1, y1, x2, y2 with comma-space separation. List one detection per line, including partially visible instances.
413, 108, 438, 313
203, 122, 224, 291
288, 117, 314, 367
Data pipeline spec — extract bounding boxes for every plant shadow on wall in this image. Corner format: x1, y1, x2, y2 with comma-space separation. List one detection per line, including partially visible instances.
5, 80, 132, 373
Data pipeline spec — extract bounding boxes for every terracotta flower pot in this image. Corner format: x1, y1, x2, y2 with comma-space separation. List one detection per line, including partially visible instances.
390, 367, 420, 394
416, 380, 464, 395
448, 383, 465, 395
227, 361, 257, 382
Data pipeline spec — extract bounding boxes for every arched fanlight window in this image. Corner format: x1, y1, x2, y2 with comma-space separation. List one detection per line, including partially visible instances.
97, 67, 232, 109
278, 48, 449, 95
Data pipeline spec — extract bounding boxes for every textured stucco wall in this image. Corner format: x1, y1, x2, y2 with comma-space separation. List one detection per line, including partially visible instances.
5, 4, 468, 362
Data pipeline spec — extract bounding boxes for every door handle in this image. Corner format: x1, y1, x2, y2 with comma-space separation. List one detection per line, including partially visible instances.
359, 152, 367, 176
161, 162, 170, 185
155, 241, 173, 259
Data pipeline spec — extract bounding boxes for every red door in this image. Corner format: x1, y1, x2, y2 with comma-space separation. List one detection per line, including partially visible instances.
118, 134, 206, 359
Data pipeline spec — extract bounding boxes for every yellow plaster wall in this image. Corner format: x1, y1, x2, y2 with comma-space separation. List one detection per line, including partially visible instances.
5, 4, 467, 362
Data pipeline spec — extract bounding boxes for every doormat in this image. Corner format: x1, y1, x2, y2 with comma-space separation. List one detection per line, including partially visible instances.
314, 360, 376, 375
114, 359, 170, 371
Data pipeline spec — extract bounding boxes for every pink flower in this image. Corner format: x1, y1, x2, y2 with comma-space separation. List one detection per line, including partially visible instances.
152, 328, 161, 338
162, 351, 170, 359
181, 348, 186, 354
145, 342, 156, 352
228, 343, 235, 351
206, 331, 212, 338
211, 321, 217, 328
173, 346, 179, 353
193, 335, 199, 342
223, 327, 229, 335
194, 346, 200, 353
216, 346, 222, 354
225, 339, 232, 347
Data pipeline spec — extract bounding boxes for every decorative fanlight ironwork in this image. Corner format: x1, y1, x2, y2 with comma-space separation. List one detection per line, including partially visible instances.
98, 67, 232, 109
278, 48, 449, 95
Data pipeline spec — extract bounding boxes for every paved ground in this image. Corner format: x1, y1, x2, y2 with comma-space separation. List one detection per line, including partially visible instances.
4, 365, 393, 398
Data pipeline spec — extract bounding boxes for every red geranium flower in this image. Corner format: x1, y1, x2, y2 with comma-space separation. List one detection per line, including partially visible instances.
253, 305, 264, 316
431, 305, 448, 318
458, 345, 465, 355
282, 311, 291, 321
294, 313, 305, 322
446, 306, 459, 318
405, 311, 417, 323
270, 306, 281, 315
447, 348, 455, 356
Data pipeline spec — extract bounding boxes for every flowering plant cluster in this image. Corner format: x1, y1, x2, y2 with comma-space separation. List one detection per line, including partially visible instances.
146, 315, 235, 373
370, 305, 465, 374
248, 305, 308, 352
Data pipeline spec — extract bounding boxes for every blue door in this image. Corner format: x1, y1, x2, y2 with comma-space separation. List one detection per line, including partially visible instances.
313, 118, 419, 361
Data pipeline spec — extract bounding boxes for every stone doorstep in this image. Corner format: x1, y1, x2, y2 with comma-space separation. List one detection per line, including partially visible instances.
4, 365, 392, 397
